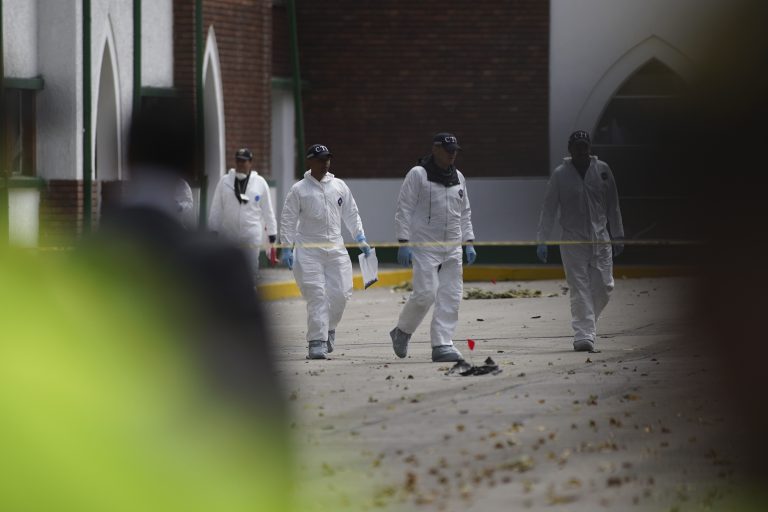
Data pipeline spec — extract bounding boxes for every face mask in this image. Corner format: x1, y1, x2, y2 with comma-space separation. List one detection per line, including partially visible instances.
235, 172, 248, 180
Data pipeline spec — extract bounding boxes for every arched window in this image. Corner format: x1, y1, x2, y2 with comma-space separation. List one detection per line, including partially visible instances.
592, 59, 690, 238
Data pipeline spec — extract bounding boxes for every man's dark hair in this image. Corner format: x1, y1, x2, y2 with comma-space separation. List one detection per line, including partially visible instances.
128, 98, 196, 176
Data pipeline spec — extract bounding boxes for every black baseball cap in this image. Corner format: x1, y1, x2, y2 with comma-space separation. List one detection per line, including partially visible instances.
235, 148, 254, 161
432, 132, 461, 152
306, 144, 333, 159
568, 130, 591, 146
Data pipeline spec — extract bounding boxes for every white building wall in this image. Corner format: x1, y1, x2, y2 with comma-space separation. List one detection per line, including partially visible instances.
3, 0, 177, 245
343, 178, 547, 244
270, 88, 295, 226
37, 0, 82, 180
203, 27, 226, 221
36, 0, 138, 182
142, 0, 174, 87
9, 188, 40, 247
91, 0, 134, 179
4, 1, 43, 246
269, 175, 548, 245
3, 0, 37, 77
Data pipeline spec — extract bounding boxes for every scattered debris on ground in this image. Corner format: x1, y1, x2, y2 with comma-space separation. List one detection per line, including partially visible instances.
445, 357, 503, 376
463, 287, 543, 299
392, 281, 413, 292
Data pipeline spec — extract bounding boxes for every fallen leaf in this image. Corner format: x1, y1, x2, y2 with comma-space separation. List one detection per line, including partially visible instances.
404, 471, 418, 493
500, 455, 535, 473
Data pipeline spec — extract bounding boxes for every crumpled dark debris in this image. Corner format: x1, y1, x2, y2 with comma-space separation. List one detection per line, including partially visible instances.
463, 288, 542, 300
445, 357, 503, 377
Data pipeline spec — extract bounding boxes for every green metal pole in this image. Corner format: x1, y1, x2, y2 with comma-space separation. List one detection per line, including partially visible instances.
287, 0, 305, 178
195, 0, 206, 227
133, 0, 141, 121
83, 0, 93, 234
0, 0, 8, 244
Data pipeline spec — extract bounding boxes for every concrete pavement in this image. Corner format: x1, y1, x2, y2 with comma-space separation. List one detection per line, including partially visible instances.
265, 277, 743, 511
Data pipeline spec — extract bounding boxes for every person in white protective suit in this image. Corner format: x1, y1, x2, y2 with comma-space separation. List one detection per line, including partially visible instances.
390, 133, 476, 363
174, 178, 196, 229
536, 130, 624, 352
208, 148, 277, 279
279, 144, 371, 360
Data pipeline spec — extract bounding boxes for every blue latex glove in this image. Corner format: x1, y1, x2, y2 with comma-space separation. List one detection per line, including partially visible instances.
280, 248, 294, 270
465, 244, 477, 265
397, 243, 412, 267
612, 237, 624, 258
355, 234, 371, 257
536, 244, 548, 263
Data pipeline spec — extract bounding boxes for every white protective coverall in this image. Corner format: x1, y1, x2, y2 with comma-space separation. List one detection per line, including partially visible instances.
175, 178, 195, 229
537, 156, 624, 343
208, 169, 277, 276
280, 171, 366, 343
395, 166, 474, 347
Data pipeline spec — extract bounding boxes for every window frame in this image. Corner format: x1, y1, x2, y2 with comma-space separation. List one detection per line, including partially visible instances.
2, 76, 44, 178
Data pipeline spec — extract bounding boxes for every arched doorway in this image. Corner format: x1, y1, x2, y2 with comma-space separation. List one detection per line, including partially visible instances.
202, 27, 226, 225
592, 59, 690, 239
94, 33, 122, 218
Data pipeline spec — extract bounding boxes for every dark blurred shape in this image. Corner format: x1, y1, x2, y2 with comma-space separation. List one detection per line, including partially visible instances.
90, 99, 292, 506
0, 98, 292, 510
235, 147, 254, 161
684, 0, 768, 491
128, 97, 196, 178
104, 97, 288, 416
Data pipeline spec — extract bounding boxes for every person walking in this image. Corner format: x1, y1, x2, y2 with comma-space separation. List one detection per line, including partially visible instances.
390, 133, 476, 363
536, 130, 624, 352
280, 144, 371, 360
208, 148, 277, 279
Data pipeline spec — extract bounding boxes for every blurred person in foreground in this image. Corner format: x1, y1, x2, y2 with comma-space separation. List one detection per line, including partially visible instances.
685, 1, 768, 509
0, 99, 292, 512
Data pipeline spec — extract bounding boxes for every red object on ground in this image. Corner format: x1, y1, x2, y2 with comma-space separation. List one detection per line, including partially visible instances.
269, 246, 277, 266
491, 279, 496, 285
468, 339, 476, 351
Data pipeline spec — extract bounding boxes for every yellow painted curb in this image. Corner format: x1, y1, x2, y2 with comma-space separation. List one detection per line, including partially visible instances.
462, 265, 694, 282
257, 265, 693, 301
257, 269, 415, 301
463, 266, 564, 281
257, 281, 304, 301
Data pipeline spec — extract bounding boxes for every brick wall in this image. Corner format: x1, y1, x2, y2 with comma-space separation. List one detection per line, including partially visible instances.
173, 0, 196, 107
173, 0, 273, 177
293, 0, 549, 178
272, 4, 290, 78
39, 180, 100, 247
